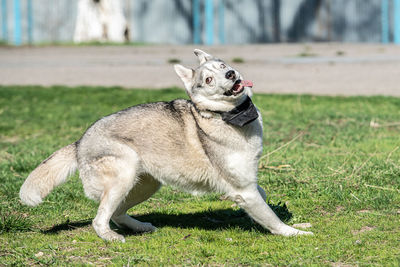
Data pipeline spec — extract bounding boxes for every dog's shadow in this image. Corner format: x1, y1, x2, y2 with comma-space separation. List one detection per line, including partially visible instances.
43, 203, 292, 235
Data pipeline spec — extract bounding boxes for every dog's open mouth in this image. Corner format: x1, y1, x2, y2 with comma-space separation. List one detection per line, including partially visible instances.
224, 80, 253, 96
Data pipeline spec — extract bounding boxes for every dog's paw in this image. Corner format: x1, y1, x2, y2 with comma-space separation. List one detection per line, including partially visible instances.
272, 225, 314, 236
139, 222, 157, 233
100, 230, 126, 243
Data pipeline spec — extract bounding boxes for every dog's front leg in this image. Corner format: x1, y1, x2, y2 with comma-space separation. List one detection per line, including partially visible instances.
257, 184, 267, 202
232, 185, 313, 236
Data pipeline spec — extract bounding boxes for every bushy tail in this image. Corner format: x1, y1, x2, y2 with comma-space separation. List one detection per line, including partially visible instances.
19, 143, 78, 206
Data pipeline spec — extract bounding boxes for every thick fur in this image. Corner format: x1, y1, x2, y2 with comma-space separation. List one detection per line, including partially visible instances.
20, 49, 313, 242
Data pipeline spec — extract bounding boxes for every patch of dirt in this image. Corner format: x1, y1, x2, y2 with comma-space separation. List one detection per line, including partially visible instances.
336, 206, 344, 212
1, 136, 20, 143
357, 210, 371, 214
351, 226, 376, 235
0, 150, 14, 163
330, 262, 356, 267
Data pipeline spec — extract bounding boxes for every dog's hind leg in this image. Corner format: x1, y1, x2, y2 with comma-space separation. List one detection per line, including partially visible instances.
111, 174, 161, 233
90, 153, 140, 243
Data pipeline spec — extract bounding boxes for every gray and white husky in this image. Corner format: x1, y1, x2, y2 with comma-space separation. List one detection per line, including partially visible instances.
20, 49, 312, 242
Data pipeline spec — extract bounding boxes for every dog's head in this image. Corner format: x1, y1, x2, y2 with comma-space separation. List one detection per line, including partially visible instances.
174, 49, 253, 112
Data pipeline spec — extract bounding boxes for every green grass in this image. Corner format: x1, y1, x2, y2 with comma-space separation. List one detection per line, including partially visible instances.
167, 58, 181, 64
0, 85, 399, 266
231, 57, 245, 63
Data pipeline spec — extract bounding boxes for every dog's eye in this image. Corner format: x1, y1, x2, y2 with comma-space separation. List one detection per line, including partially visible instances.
220, 64, 226, 69
205, 77, 213, 84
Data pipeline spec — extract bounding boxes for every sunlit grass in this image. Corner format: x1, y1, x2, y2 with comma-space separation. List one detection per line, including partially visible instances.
0, 85, 399, 265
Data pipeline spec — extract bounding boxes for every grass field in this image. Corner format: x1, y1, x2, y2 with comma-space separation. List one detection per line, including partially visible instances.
0, 85, 399, 266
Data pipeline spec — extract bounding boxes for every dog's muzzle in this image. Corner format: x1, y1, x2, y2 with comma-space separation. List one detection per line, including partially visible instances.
224, 79, 253, 96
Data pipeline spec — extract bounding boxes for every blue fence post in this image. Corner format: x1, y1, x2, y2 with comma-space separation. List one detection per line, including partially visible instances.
381, 0, 389, 43
192, 0, 201, 44
218, 0, 225, 44
27, 0, 33, 44
1, 0, 7, 42
395, 0, 400, 44
13, 0, 22, 45
205, 0, 214, 45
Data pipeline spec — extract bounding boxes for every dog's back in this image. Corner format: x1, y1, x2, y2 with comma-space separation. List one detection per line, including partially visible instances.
77, 99, 237, 195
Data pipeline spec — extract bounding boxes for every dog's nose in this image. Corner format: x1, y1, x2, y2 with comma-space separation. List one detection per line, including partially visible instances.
225, 70, 236, 81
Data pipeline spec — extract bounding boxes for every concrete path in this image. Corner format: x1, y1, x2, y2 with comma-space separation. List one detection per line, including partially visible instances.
1, 44, 400, 96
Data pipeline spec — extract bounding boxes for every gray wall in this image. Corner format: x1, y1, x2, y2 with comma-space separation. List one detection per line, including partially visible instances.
0, 0, 389, 44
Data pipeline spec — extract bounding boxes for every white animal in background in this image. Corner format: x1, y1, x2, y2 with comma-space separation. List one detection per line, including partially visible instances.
74, 0, 129, 43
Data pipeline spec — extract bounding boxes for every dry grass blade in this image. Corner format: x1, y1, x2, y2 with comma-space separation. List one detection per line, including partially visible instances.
345, 153, 375, 180
386, 146, 399, 163
364, 184, 400, 193
260, 132, 304, 160
259, 164, 294, 171
370, 120, 400, 128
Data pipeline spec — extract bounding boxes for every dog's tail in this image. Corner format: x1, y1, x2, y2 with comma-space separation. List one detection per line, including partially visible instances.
19, 143, 78, 206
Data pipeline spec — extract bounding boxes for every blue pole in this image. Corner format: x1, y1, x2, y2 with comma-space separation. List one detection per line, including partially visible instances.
192, 0, 200, 44
395, 0, 400, 44
381, 0, 389, 43
27, 0, 33, 44
205, 0, 214, 45
218, 0, 225, 44
1, 0, 7, 42
13, 0, 22, 45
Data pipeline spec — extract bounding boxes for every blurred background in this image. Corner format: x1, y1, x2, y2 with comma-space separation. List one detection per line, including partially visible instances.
1, 0, 400, 96
1, 0, 400, 45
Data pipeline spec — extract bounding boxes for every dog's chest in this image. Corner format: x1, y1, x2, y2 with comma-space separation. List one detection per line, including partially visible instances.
225, 132, 261, 183
204, 119, 263, 187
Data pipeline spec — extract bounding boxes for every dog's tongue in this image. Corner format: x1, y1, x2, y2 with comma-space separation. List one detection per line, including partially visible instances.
230, 80, 254, 96
240, 80, 253, 87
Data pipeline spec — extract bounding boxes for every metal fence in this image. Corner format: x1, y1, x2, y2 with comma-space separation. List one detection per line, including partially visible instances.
1, 0, 400, 45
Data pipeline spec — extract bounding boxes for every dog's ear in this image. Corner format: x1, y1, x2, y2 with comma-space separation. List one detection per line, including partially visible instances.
174, 64, 194, 89
194, 49, 213, 65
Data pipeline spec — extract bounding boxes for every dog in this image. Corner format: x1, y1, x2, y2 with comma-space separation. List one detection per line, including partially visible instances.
19, 49, 313, 242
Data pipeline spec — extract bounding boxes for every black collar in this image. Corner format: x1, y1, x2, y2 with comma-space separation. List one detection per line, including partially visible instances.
219, 97, 259, 127
193, 97, 258, 127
